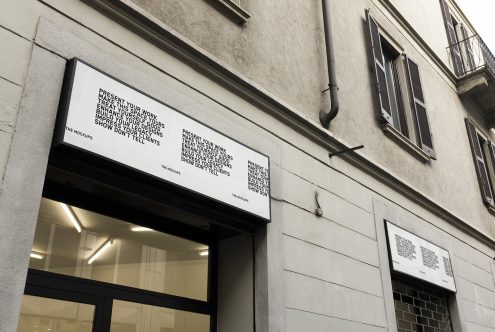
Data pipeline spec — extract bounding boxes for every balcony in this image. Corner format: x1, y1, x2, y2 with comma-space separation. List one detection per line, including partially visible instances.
449, 35, 495, 126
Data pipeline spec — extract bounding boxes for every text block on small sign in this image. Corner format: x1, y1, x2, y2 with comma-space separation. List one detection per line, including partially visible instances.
55, 59, 270, 221
386, 221, 456, 292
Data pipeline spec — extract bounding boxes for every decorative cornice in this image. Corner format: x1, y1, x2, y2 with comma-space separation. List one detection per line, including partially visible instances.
83, 0, 495, 249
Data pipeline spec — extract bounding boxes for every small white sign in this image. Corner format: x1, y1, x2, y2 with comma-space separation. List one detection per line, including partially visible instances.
386, 221, 456, 292
56, 59, 270, 221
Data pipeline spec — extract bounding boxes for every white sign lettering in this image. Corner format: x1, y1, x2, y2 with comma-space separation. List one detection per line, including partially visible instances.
57, 59, 270, 220
386, 221, 456, 292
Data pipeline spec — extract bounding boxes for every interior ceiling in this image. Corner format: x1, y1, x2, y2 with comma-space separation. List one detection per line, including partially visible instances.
34, 198, 208, 259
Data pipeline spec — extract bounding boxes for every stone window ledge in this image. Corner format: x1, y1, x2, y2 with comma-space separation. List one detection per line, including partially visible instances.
383, 124, 430, 163
487, 204, 495, 216
216, 0, 251, 24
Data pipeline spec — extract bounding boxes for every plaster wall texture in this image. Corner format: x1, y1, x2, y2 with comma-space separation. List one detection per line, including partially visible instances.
388, 0, 453, 66
329, 0, 495, 237
126, 0, 495, 238
0, 77, 23, 188
0, 25, 33, 188
0, 0, 495, 332
3, 0, 493, 237
0, 45, 65, 331
129, 0, 328, 121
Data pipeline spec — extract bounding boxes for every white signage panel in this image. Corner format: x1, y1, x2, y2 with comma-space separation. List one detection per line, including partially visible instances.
386, 221, 456, 292
57, 59, 270, 221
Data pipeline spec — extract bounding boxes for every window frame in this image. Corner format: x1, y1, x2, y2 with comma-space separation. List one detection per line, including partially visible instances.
460, 23, 476, 72
440, 0, 466, 76
465, 118, 495, 210
23, 180, 219, 332
381, 37, 409, 136
366, 10, 435, 161
25, 265, 216, 332
391, 274, 456, 332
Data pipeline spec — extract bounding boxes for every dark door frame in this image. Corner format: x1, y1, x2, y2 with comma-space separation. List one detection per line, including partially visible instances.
25, 266, 216, 332
24, 179, 218, 332
24, 274, 108, 332
20, 137, 248, 332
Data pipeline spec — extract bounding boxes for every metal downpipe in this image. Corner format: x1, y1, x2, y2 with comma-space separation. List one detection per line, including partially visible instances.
319, 0, 340, 129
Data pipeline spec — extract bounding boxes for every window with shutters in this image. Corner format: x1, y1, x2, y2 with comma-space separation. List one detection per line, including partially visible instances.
366, 10, 436, 160
382, 40, 408, 135
439, 0, 474, 76
460, 24, 476, 72
465, 118, 495, 208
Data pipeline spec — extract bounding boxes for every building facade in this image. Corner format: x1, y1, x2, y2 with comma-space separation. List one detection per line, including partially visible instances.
0, 0, 494, 331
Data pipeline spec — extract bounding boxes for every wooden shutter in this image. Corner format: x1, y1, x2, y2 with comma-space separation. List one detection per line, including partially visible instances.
405, 57, 435, 158
490, 142, 495, 169
461, 24, 475, 71
366, 10, 393, 125
439, 0, 465, 76
391, 62, 409, 137
465, 119, 494, 205
489, 142, 495, 194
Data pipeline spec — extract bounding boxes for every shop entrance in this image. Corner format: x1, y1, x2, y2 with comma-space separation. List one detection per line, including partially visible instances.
8, 57, 264, 332
21, 266, 211, 332
20, 284, 100, 332
15, 107, 260, 332
17, 192, 216, 332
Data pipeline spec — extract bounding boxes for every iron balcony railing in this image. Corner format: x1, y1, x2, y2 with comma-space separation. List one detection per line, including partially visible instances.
447, 34, 495, 80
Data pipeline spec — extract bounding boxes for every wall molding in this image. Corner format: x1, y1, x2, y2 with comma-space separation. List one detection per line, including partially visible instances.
82, 0, 495, 250
215, 0, 251, 24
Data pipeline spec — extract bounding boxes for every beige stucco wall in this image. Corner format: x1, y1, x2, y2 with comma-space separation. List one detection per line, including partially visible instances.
129, 0, 328, 120
329, 0, 495, 237
389, 0, 453, 66
0, 0, 495, 332
3, 0, 493, 237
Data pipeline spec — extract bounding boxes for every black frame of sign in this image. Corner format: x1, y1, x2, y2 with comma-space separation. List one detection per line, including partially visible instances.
19, 55, 271, 332
52, 58, 271, 231
384, 219, 457, 294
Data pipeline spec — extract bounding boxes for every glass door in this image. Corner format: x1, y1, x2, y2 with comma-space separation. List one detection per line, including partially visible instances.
110, 300, 210, 332
17, 296, 96, 332
19, 196, 215, 332
17, 288, 103, 332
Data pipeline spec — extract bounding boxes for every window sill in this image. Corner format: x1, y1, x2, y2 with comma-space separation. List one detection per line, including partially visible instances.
487, 204, 495, 216
383, 124, 430, 163
215, 0, 251, 24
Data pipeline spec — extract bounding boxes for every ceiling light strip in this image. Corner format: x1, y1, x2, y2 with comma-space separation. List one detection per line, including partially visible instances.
60, 203, 82, 233
130, 226, 153, 232
30, 252, 44, 260
88, 239, 114, 265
